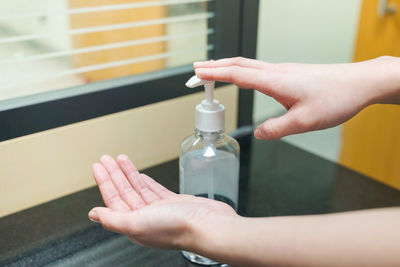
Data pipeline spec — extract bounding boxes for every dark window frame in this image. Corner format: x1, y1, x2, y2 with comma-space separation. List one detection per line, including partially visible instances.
0, 0, 259, 142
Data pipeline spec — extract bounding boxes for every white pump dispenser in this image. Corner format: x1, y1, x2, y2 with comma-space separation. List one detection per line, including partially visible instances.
185, 75, 224, 132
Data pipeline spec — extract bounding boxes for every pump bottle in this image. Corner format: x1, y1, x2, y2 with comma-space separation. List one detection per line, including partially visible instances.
179, 75, 240, 265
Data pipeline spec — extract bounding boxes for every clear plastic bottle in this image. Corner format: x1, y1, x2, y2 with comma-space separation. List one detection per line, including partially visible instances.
180, 130, 240, 206
179, 75, 240, 265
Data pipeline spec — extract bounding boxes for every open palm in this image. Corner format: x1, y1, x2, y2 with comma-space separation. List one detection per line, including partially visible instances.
89, 154, 237, 250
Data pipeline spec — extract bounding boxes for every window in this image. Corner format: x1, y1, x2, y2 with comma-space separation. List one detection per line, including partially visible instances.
0, 0, 259, 142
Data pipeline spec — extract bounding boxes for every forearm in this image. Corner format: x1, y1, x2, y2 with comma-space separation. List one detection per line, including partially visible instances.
189, 208, 400, 266
363, 56, 400, 105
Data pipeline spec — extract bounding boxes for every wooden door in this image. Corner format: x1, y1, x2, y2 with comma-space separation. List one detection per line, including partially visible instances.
340, 0, 400, 189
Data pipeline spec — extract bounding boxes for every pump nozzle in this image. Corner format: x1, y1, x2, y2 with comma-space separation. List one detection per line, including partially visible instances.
185, 75, 215, 105
185, 75, 224, 132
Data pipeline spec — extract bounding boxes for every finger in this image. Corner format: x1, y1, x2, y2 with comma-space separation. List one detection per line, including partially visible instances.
142, 174, 176, 199
194, 57, 268, 69
92, 163, 130, 212
254, 109, 306, 140
100, 155, 146, 210
195, 66, 271, 93
89, 207, 133, 235
116, 154, 161, 204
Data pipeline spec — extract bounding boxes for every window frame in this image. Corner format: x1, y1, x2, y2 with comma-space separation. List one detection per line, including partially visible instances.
0, 0, 259, 142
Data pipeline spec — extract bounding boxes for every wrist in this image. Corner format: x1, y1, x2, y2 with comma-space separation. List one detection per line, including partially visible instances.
364, 56, 400, 105
186, 213, 243, 259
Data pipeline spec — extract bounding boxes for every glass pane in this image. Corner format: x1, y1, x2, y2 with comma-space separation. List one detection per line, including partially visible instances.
0, 0, 214, 101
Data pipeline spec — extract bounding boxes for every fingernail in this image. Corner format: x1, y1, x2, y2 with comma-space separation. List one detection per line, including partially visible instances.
88, 209, 99, 223
254, 127, 266, 139
193, 61, 205, 67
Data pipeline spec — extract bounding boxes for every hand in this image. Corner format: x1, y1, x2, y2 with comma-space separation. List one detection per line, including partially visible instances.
194, 56, 399, 140
89, 155, 400, 266
88, 154, 238, 250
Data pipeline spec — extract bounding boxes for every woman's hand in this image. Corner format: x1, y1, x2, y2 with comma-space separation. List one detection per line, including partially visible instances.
88, 155, 400, 266
194, 56, 400, 140
88, 154, 238, 250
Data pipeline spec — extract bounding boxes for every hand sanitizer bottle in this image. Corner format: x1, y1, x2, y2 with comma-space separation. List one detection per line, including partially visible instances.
180, 75, 240, 265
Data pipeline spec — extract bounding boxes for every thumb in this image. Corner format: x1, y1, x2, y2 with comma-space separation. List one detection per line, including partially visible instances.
254, 110, 304, 140
89, 207, 132, 234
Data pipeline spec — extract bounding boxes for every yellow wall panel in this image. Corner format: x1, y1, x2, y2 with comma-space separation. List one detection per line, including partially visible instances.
353, 0, 400, 61
340, 105, 400, 188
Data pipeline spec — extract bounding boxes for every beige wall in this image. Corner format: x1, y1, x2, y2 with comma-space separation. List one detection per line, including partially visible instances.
255, 0, 362, 162
0, 85, 238, 217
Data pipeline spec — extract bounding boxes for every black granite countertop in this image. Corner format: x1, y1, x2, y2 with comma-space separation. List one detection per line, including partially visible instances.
1, 135, 400, 266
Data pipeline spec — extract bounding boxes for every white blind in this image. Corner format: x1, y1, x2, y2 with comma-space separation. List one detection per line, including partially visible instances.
0, 0, 214, 101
